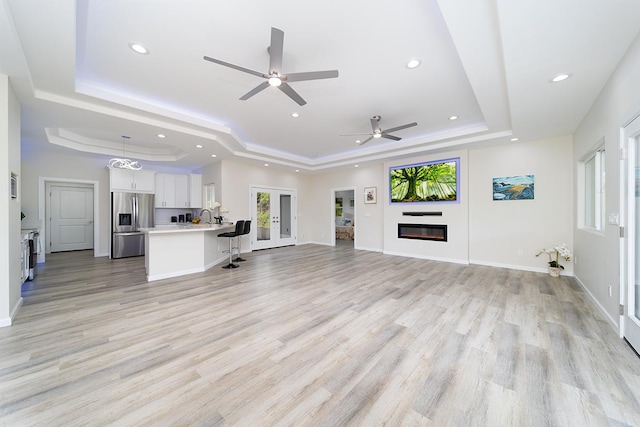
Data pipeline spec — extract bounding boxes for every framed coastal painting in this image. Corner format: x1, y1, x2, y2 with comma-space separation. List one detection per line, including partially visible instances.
492, 174, 534, 200
389, 157, 459, 204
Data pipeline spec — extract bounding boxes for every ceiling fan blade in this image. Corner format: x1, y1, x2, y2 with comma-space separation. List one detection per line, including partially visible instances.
358, 136, 374, 145
204, 56, 265, 79
278, 83, 307, 106
239, 81, 270, 100
269, 27, 284, 73
370, 117, 381, 133
383, 122, 417, 134
381, 133, 402, 141
286, 70, 339, 82
340, 132, 374, 136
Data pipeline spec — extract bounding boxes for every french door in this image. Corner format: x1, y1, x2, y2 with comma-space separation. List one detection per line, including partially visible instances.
252, 186, 296, 250
623, 114, 640, 351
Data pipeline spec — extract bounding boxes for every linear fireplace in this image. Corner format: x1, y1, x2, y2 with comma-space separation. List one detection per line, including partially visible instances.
398, 223, 447, 242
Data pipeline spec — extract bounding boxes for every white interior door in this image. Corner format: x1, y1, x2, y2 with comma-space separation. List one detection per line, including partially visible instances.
49, 185, 94, 252
623, 114, 640, 351
252, 187, 296, 250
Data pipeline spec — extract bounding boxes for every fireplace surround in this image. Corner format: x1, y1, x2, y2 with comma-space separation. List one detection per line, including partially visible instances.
398, 223, 447, 242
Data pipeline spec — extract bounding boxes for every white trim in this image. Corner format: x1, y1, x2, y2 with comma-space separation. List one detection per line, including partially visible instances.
331, 186, 356, 248
354, 245, 383, 253
0, 297, 23, 328
574, 274, 619, 332
147, 254, 228, 282
383, 250, 469, 265
38, 177, 100, 261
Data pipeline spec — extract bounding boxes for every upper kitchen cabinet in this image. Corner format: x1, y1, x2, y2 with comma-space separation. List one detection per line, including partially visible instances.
189, 174, 202, 208
155, 173, 201, 208
110, 169, 155, 193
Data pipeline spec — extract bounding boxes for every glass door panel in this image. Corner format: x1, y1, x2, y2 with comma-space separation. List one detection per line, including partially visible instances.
252, 187, 296, 250
257, 191, 271, 242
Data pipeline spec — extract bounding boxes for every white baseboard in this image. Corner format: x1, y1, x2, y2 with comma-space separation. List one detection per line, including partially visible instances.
573, 274, 619, 332
0, 297, 23, 328
383, 250, 469, 265
354, 245, 383, 252
147, 255, 228, 282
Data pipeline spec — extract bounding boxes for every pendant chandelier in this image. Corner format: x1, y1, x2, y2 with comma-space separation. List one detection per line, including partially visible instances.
108, 135, 142, 170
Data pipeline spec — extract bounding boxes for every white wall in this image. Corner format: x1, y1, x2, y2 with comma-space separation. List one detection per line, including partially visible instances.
573, 32, 640, 327
21, 148, 112, 257
202, 159, 315, 246
469, 136, 573, 273
0, 74, 22, 326
308, 164, 385, 251
383, 150, 469, 263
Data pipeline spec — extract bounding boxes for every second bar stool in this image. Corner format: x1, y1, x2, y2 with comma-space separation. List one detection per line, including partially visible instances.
234, 220, 251, 262
218, 220, 244, 269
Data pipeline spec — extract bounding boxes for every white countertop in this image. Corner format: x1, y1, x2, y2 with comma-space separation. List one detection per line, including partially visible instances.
139, 222, 235, 234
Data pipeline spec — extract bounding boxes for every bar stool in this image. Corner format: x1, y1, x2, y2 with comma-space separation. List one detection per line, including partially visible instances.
234, 220, 251, 262
218, 220, 244, 269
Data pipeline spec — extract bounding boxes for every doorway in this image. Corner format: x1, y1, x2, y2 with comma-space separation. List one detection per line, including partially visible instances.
46, 183, 94, 252
251, 186, 297, 250
39, 177, 100, 261
622, 113, 640, 352
332, 188, 355, 247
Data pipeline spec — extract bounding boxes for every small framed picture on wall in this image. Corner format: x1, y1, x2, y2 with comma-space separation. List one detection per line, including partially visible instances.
10, 173, 17, 199
364, 186, 377, 204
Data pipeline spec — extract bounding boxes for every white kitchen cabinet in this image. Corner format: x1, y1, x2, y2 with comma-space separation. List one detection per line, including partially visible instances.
189, 174, 202, 208
110, 168, 155, 193
155, 173, 190, 208
175, 174, 189, 208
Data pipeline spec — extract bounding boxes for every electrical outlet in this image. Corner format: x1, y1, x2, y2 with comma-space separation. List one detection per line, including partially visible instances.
609, 286, 612, 297
574, 256, 578, 264
517, 250, 524, 257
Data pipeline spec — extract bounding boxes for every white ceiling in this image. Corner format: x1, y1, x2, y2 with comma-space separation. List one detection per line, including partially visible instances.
1, 0, 639, 173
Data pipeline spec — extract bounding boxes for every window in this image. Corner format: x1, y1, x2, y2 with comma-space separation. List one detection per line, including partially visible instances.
584, 147, 605, 230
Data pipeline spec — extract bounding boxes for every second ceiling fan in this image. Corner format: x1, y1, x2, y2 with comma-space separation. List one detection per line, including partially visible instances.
203, 27, 339, 106
343, 115, 418, 145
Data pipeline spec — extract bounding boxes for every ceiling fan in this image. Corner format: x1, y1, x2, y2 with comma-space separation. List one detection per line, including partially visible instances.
203, 27, 339, 106
342, 115, 418, 145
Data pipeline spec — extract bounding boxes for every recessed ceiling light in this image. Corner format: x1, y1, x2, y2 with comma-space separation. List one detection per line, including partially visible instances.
156, 134, 166, 138
355, 139, 361, 144
354, 164, 359, 168
291, 112, 299, 118
510, 137, 519, 142
449, 115, 458, 121
550, 73, 571, 83
264, 163, 269, 167
195, 144, 203, 148
129, 43, 149, 55
295, 169, 299, 172
211, 154, 217, 158
406, 59, 421, 69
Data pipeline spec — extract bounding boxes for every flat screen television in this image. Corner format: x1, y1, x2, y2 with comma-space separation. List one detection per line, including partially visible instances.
389, 157, 459, 204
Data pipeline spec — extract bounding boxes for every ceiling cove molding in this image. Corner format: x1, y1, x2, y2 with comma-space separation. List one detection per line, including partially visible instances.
46, 128, 188, 162
34, 89, 243, 149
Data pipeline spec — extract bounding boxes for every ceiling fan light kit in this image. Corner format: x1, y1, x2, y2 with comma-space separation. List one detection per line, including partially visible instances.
204, 27, 339, 106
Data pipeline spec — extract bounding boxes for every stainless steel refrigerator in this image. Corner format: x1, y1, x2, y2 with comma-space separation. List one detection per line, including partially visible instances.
111, 192, 155, 258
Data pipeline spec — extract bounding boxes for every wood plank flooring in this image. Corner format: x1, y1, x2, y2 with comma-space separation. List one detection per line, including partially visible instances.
2, 244, 640, 426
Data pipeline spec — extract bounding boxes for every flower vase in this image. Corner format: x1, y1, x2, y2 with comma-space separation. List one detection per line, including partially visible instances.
549, 267, 561, 277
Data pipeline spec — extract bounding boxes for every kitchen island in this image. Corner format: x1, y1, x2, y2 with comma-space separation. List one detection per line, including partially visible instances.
139, 223, 236, 282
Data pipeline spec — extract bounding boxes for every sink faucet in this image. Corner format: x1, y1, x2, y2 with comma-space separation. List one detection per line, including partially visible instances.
200, 209, 212, 224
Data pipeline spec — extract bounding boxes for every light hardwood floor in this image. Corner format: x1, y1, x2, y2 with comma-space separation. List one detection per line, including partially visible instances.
2, 245, 640, 426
